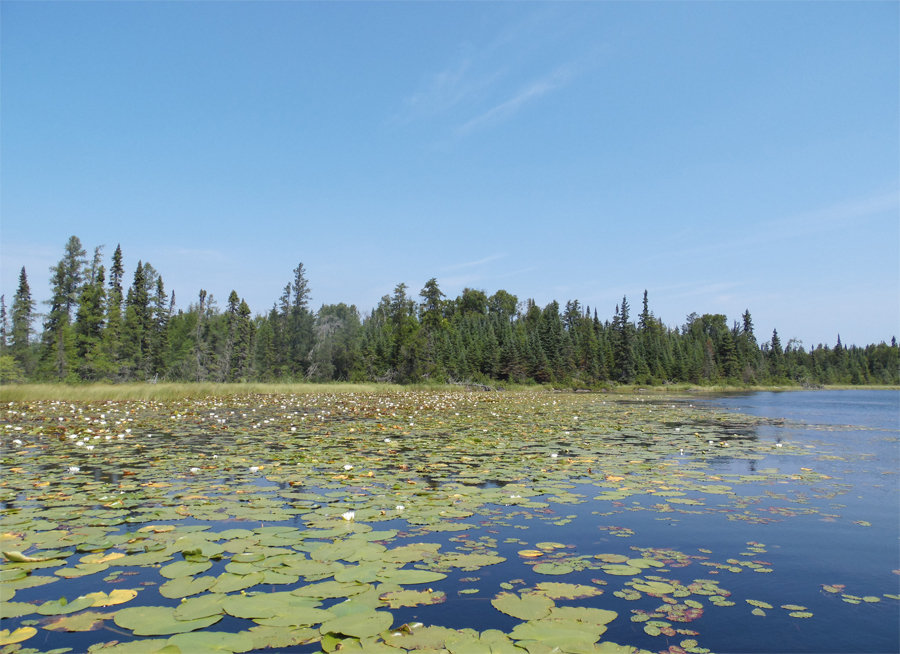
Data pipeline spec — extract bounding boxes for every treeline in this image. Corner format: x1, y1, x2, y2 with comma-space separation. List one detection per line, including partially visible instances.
2, 236, 897, 387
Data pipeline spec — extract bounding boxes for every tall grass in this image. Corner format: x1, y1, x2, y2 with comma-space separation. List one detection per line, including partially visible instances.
0, 382, 416, 402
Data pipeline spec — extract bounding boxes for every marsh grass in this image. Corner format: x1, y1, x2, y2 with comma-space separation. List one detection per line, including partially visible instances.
1, 380, 894, 402
0, 382, 415, 402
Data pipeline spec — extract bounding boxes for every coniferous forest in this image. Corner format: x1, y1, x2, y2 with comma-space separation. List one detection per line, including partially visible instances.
1, 236, 897, 387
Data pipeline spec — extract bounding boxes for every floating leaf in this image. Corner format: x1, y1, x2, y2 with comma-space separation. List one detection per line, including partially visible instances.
789, 611, 813, 618
376, 569, 447, 585
37, 595, 95, 615
531, 583, 603, 600
380, 589, 447, 608
533, 562, 574, 576
85, 588, 140, 607
159, 575, 216, 599
320, 610, 392, 638
166, 631, 255, 653
43, 611, 115, 632
0, 601, 36, 618
746, 600, 773, 609
115, 606, 223, 636
0, 627, 37, 645
491, 592, 554, 620
781, 604, 807, 611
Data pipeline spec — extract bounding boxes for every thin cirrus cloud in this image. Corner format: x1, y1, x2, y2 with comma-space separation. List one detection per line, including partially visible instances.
455, 65, 576, 136
441, 253, 507, 271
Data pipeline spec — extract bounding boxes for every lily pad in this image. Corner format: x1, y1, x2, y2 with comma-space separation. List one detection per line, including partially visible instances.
0, 627, 37, 645
43, 611, 116, 632
491, 592, 554, 620
167, 631, 255, 653
376, 569, 447, 585
531, 583, 603, 600
115, 605, 223, 636
37, 595, 95, 615
85, 588, 140, 607
532, 563, 574, 576
380, 589, 447, 608
320, 610, 393, 638
160, 575, 216, 599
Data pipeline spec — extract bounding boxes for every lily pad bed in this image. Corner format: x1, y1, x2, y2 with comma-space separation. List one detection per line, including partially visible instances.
0, 390, 897, 653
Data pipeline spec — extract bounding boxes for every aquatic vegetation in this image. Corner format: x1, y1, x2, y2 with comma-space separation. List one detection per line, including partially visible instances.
0, 390, 896, 653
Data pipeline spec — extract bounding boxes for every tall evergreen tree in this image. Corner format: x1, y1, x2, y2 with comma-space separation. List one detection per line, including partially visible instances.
10, 268, 35, 376
612, 297, 635, 382
74, 265, 108, 380
419, 278, 446, 331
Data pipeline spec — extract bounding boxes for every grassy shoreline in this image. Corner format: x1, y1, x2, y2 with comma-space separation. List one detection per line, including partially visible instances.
0, 381, 897, 402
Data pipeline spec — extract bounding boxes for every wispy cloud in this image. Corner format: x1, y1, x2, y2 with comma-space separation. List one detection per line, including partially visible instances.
442, 253, 507, 271
398, 8, 595, 139
456, 66, 575, 135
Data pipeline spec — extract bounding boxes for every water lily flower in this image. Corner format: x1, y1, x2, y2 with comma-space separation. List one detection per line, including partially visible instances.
85, 445, 95, 450
213, 455, 218, 459
384, 438, 391, 443
776, 443, 783, 448
342, 511, 355, 521
249, 466, 259, 473
68, 466, 80, 473
190, 467, 200, 473
344, 464, 353, 470
12, 439, 22, 445
396, 505, 404, 511
117, 434, 125, 439
550, 453, 558, 458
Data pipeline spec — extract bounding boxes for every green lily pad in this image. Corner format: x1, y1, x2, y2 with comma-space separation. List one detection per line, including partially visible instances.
746, 600, 773, 609
383, 625, 461, 650
510, 618, 605, 648
380, 589, 447, 608
159, 575, 216, 599
166, 631, 255, 653
0, 627, 37, 646
292, 581, 371, 598
320, 610, 392, 638
789, 611, 814, 618
0, 601, 37, 618
37, 595, 95, 615
491, 592, 554, 620
174, 593, 229, 621
210, 571, 265, 594
42, 611, 116, 632
532, 563, 574, 576
530, 583, 603, 600
632, 581, 676, 594
601, 565, 642, 576
115, 606, 223, 636
547, 606, 617, 625
160, 560, 213, 579
85, 588, 140, 606
376, 569, 447, 585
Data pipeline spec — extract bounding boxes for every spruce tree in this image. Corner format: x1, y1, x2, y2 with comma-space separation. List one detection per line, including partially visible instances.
0, 296, 8, 355
74, 265, 108, 380
11, 268, 35, 376
419, 278, 445, 331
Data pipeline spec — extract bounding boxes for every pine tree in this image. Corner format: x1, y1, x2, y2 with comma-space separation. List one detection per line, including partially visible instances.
0, 296, 8, 355
74, 265, 108, 380
612, 297, 635, 383
419, 278, 446, 331
41, 237, 88, 380
11, 268, 35, 376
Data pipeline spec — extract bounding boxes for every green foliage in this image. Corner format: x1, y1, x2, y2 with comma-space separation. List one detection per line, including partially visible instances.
17, 235, 899, 388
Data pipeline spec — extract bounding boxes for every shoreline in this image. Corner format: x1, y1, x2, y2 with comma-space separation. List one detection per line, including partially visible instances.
1, 381, 897, 402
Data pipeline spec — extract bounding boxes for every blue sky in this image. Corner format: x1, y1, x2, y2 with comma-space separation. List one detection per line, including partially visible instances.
2, 2, 897, 348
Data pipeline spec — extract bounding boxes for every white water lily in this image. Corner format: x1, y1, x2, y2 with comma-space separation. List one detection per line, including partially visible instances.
342, 511, 355, 521
550, 453, 558, 458
85, 445, 95, 450
776, 443, 783, 448
395, 505, 404, 511
117, 434, 125, 439
12, 439, 22, 445
384, 438, 391, 443
76, 441, 85, 446
344, 464, 353, 470
190, 467, 200, 473
68, 466, 80, 473
249, 466, 259, 473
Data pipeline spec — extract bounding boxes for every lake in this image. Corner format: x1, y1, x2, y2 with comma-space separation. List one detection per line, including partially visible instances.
0, 389, 897, 653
